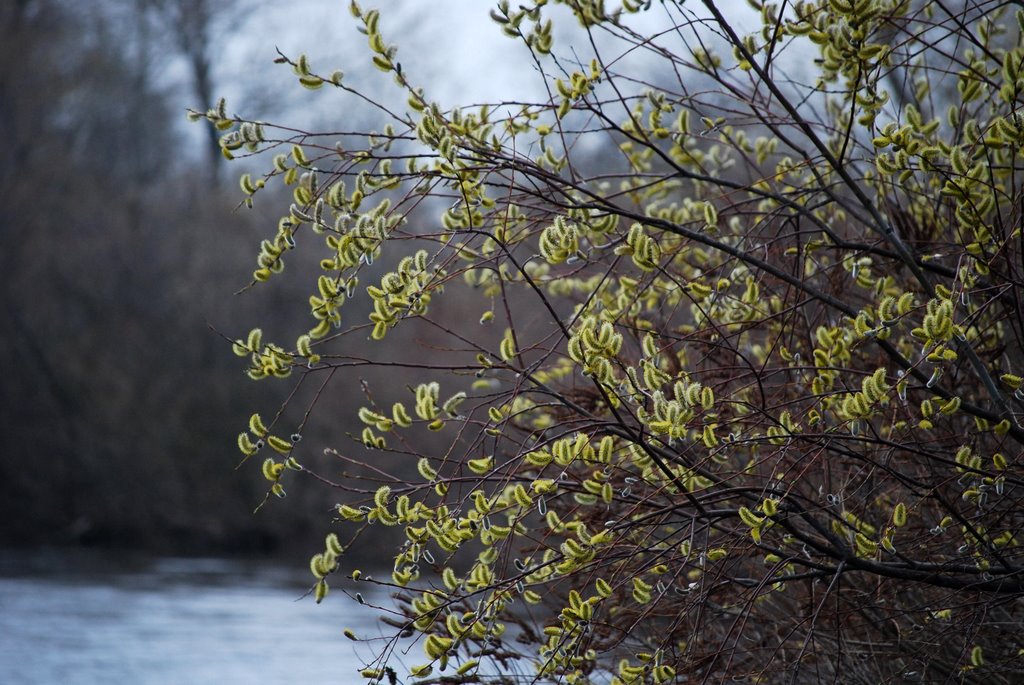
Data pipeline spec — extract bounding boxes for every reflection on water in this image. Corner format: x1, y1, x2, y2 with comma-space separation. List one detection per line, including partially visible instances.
0, 549, 388, 685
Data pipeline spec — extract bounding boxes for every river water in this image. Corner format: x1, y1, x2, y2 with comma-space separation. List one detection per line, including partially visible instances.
0, 549, 391, 684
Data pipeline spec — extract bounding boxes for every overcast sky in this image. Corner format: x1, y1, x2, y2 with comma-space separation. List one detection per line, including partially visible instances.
170, 0, 763, 162
188, 1, 554, 129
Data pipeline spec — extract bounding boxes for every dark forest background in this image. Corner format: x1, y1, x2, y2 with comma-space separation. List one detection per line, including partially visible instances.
0, 0, 357, 555
1, 0, 688, 559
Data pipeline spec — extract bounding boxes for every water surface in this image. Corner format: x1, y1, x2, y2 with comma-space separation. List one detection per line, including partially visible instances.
0, 549, 388, 684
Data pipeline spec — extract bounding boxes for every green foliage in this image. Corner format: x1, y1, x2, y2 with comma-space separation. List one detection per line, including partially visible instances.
200, 0, 1024, 681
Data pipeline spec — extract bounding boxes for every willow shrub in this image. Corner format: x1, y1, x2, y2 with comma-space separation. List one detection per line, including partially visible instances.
196, 1, 1024, 682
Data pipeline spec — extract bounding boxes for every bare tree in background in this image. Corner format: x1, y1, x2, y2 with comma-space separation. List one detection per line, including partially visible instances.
0, 0, 322, 551
155, 0, 252, 186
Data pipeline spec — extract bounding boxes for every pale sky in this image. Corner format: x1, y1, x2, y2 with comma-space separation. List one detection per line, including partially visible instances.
172, 0, 765, 163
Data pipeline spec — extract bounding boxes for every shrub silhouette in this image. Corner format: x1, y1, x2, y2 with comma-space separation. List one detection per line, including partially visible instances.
199, 1, 1024, 681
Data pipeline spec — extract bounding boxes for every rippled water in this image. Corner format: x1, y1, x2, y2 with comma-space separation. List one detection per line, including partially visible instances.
0, 549, 389, 685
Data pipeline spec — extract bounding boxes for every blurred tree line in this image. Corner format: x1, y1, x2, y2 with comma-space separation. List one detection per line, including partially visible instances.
0, 0, 356, 554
